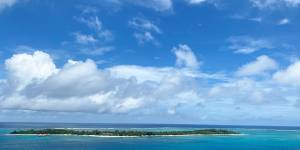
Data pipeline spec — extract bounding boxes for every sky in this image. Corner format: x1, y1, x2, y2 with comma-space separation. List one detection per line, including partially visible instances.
0, 0, 300, 126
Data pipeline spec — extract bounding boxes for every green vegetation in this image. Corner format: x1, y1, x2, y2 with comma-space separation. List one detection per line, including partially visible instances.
10, 128, 239, 136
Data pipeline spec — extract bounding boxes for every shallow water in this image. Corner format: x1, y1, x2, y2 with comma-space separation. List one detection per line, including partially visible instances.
1, 123, 300, 150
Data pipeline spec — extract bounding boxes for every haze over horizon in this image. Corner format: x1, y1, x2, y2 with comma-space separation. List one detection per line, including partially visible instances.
0, 0, 300, 126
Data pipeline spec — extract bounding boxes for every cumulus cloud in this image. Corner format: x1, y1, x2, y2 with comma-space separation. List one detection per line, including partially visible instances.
1, 58, 149, 113
172, 44, 200, 69
236, 55, 278, 76
5, 51, 57, 91
2, 48, 300, 123
0, 0, 17, 12
228, 36, 273, 54
209, 78, 285, 105
108, 65, 176, 83
273, 61, 300, 87
0, 46, 205, 115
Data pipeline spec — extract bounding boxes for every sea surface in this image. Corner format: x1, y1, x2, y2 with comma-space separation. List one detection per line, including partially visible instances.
1, 122, 300, 150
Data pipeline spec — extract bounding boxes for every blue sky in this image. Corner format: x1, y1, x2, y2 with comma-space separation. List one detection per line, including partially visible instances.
0, 0, 300, 125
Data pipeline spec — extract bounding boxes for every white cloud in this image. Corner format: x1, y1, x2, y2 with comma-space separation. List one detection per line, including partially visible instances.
129, 0, 173, 12
96, 0, 221, 13
208, 78, 284, 105
236, 55, 278, 76
250, 0, 300, 9
1, 56, 148, 113
71, 14, 114, 56
77, 16, 102, 31
133, 32, 156, 44
0, 0, 17, 12
129, 17, 161, 45
5, 51, 57, 91
273, 61, 300, 87
73, 32, 97, 44
231, 14, 263, 23
129, 17, 161, 34
172, 44, 200, 69
108, 65, 175, 83
278, 18, 290, 25
113, 97, 144, 113
109, 65, 207, 84
79, 6, 98, 14
91, 0, 173, 12
76, 15, 113, 41
80, 46, 114, 56
0, 48, 204, 114
228, 36, 273, 54
187, 0, 207, 5
2, 49, 300, 123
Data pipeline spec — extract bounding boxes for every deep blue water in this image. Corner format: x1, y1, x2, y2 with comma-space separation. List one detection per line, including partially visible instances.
1, 122, 300, 150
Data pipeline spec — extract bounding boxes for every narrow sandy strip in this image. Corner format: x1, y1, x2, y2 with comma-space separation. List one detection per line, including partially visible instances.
6, 133, 246, 137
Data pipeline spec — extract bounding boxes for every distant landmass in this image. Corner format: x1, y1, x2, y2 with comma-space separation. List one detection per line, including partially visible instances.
10, 128, 239, 137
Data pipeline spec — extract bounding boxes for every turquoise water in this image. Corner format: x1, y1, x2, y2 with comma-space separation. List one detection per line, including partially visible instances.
1, 123, 300, 150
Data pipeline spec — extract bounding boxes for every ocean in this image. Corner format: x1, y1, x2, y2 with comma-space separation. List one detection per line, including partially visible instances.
1, 122, 300, 150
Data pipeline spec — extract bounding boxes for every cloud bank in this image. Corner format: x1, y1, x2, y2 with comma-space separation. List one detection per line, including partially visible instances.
0, 46, 204, 116
1, 46, 300, 124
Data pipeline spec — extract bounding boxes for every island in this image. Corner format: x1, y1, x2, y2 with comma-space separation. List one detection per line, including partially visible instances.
10, 128, 239, 137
